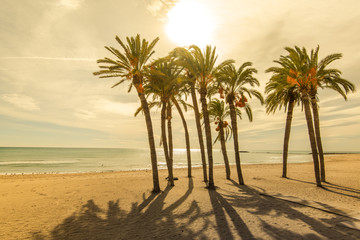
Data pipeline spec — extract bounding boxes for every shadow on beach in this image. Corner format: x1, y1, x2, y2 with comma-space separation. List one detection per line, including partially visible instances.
287, 177, 360, 200
32, 178, 212, 240
32, 177, 359, 240
221, 179, 359, 239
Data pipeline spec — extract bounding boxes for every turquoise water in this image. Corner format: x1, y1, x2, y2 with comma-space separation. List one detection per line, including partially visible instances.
0, 147, 318, 174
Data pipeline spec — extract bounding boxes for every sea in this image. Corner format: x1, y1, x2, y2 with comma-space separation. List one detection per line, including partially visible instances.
0, 147, 353, 175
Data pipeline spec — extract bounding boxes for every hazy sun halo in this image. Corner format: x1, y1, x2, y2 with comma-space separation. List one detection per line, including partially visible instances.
166, 0, 214, 47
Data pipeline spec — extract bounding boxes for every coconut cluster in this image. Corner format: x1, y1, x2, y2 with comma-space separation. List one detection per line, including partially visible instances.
218, 87, 247, 108
215, 117, 229, 131
235, 96, 247, 107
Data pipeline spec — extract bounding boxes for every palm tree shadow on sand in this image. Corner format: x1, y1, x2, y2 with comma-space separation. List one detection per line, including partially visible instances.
287, 177, 360, 200
208, 188, 255, 239
217, 179, 359, 239
197, 179, 359, 239
31, 177, 360, 239
32, 178, 212, 240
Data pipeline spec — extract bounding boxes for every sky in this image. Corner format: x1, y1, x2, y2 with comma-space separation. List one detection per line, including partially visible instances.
0, 0, 359, 151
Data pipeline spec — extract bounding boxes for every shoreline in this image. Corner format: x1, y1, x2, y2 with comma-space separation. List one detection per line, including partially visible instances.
2, 148, 357, 176
0, 160, 314, 177
1, 154, 359, 239
0, 152, 348, 177
1, 151, 352, 177
0, 154, 319, 176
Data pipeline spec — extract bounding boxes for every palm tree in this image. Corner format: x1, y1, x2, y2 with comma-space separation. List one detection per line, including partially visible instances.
217, 62, 264, 185
268, 46, 322, 186
265, 71, 301, 178
171, 47, 208, 183
173, 45, 233, 189
208, 99, 236, 179
144, 59, 184, 186
306, 46, 356, 182
167, 101, 173, 165
93, 34, 161, 193
171, 93, 193, 178
136, 77, 193, 179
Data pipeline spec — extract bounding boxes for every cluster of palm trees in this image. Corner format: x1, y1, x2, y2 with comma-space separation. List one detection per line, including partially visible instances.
94, 35, 355, 192
265, 46, 355, 187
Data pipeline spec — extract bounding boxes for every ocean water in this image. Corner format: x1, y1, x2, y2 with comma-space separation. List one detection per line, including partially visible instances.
0, 147, 318, 175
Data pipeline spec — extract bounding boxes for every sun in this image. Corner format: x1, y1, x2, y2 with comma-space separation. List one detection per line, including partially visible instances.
165, 0, 214, 48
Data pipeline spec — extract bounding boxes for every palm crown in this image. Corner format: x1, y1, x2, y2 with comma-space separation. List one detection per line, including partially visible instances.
145, 58, 184, 102
265, 70, 301, 114
93, 34, 159, 93
266, 46, 355, 98
307, 46, 355, 98
217, 62, 264, 121
208, 99, 235, 143
171, 45, 234, 90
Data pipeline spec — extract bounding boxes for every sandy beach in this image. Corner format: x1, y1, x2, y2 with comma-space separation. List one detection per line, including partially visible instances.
0, 154, 359, 239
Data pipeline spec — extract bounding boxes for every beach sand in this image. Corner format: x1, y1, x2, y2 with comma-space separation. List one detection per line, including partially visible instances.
0, 154, 359, 239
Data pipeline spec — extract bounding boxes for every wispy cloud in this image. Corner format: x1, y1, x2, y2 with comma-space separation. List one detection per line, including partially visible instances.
321, 106, 360, 118
1, 94, 40, 111
320, 92, 359, 105
92, 98, 139, 117
74, 109, 96, 120
321, 115, 360, 128
147, 0, 178, 20
57, 0, 84, 10
0, 57, 96, 61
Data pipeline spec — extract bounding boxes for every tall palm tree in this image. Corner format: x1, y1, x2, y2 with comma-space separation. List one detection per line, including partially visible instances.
217, 62, 264, 185
173, 45, 233, 189
167, 101, 173, 164
306, 46, 356, 182
144, 59, 184, 186
265, 71, 301, 178
208, 99, 236, 179
171, 47, 208, 183
268, 46, 322, 187
171, 93, 193, 178
93, 34, 161, 193
135, 79, 193, 178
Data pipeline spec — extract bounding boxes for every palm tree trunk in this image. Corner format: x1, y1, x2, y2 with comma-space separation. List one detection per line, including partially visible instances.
161, 101, 174, 186
172, 97, 192, 177
190, 85, 208, 182
310, 94, 326, 182
229, 101, 244, 185
139, 92, 160, 193
302, 94, 322, 187
167, 103, 173, 161
199, 88, 214, 189
282, 98, 295, 178
219, 122, 230, 179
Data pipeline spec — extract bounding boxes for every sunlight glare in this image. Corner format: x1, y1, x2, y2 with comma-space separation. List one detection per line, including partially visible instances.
166, 0, 214, 48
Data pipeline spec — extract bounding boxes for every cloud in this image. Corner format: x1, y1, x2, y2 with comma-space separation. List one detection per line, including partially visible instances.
1, 94, 40, 111
321, 106, 360, 118
74, 109, 96, 120
57, 0, 84, 10
320, 92, 360, 105
147, 0, 178, 20
0, 57, 96, 61
92, 98, 139, 116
